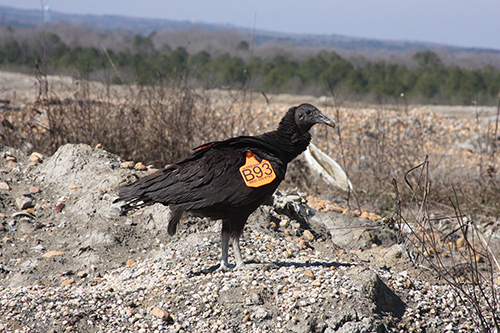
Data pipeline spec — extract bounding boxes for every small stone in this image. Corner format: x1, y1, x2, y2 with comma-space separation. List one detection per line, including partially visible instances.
31, 244, 45, 253
242, 314, 250, 323
29, 186, 40, 194
42, 250, 65, 258
55, 202, 65, 213
29, 152, 43, 163
150, 307, 171, 320
456, 237, 465, 248
68, 183, 78, 190
266, 244, 275, 251
304, 270, 315, 279
148, 167, 159, 174
60, 278, 75, 286
134, 162, 147, 170
311, 280, 322, 287
360, 211, 371, 219
253, 307, 269, 321
6, 156, 17, 162
8, 160, 17, 168
121, 161, 135, 169
127, 260, 136, 266
16, 195, 34, 210
77, 271, 88, 278
303, 230, 315, 242
279, 220, 289, 228
0, 182, 10, 190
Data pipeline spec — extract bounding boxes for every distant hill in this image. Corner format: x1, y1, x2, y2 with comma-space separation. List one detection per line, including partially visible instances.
1, 4, 500, 68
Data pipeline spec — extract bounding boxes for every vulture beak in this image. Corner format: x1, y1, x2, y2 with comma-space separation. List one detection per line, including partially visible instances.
316, 112, 336, 128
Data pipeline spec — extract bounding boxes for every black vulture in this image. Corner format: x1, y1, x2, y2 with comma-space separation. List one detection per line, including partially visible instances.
114, 103, 334, 269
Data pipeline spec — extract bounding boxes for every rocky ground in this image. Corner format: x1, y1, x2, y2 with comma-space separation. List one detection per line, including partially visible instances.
0, 143, 497, 332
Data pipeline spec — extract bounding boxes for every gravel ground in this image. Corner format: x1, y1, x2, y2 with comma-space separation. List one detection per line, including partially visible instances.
1, 143, 498, 332
0, 254, 476, 333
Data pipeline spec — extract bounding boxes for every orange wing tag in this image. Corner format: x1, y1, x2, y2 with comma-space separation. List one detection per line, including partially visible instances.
239, 152, 276, 187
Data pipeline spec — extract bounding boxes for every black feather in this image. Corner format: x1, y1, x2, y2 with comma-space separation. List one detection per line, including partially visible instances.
114, 103, 334, 268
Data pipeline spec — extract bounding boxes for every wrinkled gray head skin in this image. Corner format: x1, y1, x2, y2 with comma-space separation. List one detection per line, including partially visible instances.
294, 103, 335, 133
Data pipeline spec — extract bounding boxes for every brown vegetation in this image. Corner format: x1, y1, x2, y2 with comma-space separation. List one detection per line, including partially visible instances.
1, 71, 499, 217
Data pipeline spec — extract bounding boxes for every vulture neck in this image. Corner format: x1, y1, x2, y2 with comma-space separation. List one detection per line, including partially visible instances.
271, 112, 312, 163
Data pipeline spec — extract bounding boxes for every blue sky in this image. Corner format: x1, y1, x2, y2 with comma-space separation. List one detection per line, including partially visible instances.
2, 0, 500, 50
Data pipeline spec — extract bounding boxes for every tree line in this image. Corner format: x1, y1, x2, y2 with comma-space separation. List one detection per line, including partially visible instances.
1, 32, 499, 105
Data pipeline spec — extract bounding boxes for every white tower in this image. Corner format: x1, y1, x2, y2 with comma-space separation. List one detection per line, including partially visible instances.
43, 5, 51, 23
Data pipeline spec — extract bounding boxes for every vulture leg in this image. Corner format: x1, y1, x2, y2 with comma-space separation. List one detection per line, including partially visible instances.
219, 221, 232, 270
167, 209, 183, 236
220, 218, 246, 270
232, 236, 244, 267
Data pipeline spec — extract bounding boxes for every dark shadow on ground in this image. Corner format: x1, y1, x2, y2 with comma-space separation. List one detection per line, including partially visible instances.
188, 260, 354, 277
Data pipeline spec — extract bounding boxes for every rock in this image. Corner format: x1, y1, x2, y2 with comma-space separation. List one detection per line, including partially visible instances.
334, 317, 378, 333
456, 237, 465, 248
347, 267, 406, 317
16, 195, 34, 210
77, 271, 88, 278
60, 278, 75, 286
31, 244, 45, 253
29, 186, 40, 194
68, 183, 78, 190
311, 280, 322, 287
121, 161, 135, 169
304, 270, 315, 279
55, 202, 65, 213
42, 250, 65, 258
134, 162, 147, 170
317, 210, 398, 249
0, 182, 9, 190
360, 211, 382, 221
325, 310, 357, 331
126, 260, 136, 266
252, 307, 269, 321
29, 152, 43, 163
148, 167, 160, 174
303, 230, 315, 242
150, 307, 170, 320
